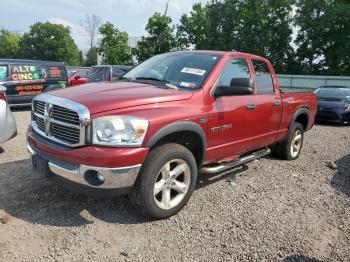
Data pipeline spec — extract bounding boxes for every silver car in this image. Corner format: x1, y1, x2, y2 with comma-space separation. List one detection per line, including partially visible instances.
0, 85, 17, 143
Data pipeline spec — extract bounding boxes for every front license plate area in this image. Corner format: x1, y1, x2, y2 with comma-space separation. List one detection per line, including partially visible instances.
32, 155, 51, 177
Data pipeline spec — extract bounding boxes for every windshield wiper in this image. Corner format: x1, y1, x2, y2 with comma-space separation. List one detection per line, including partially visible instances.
119, 76, 132, 81
135, 77, 180, 90
135, 77, 169, 84
319, 97, 342, 101
121, 76, 179, 90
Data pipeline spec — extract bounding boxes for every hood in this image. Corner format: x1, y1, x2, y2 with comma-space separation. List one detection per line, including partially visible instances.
50, 81, 193, 114
317, 99, 350, 109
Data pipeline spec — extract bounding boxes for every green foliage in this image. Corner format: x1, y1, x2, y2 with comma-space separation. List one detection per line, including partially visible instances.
134, 12, 176, 62
99, 22, 133, 65
20, 22, 81, 65
178, 0, 297, 74
85, 47, 98, 66
0, 29, 21, 58
295, 0, 350, 75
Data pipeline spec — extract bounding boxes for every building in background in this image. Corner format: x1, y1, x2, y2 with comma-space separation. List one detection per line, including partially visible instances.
277, 75, 350, 90
128, 36, 141, 48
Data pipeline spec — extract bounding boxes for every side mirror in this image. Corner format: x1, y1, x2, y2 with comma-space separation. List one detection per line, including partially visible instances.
74, 75, 81, 80
214, 78, 254, 97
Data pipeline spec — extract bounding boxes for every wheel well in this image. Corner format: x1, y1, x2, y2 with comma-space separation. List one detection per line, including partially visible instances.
151, 131, 204, 166
295, 113, 309, 130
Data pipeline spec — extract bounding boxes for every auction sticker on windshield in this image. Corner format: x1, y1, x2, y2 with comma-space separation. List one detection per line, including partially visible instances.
180, 82, 196, 88
181, 67, 206, 76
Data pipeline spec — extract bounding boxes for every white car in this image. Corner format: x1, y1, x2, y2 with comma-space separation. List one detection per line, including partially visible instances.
0, 85, 17, 143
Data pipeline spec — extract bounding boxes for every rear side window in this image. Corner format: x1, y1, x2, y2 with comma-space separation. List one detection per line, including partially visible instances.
88, 67, 109, 82
218, 58, 251, 87
78, 70, 89, 78
252, 60, 274, 94
0, 65, 8, 81
112, 67, 124, 77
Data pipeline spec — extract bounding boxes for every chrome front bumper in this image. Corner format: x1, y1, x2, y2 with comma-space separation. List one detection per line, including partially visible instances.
27, 144, 141, 190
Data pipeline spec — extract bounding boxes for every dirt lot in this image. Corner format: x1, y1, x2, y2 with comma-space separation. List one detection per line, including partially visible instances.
0, 109, 349, 262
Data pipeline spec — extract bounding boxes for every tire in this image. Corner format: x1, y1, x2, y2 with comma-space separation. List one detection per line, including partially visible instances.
130, 143, 197, 219
272, 122, 304, 160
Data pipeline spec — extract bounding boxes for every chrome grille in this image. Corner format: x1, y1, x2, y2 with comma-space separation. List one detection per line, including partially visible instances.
32, 94, 90, 147
51, 123, 80, 144
52, 105, 80, 125
34, 114, 45, 132
33, 100, 45, 115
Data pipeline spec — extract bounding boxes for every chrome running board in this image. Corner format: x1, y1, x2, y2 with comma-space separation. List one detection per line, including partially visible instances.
199, 148, 271, 174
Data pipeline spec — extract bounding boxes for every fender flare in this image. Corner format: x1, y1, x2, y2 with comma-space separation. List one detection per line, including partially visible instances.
292, 108, 310, 129
147, 121, 207, 164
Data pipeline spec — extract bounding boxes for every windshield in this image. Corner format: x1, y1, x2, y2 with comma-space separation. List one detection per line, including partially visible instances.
315, 88, 350, 101
67, 70, 76, 77
123, 52, 222, 89
88, 67, 109, 82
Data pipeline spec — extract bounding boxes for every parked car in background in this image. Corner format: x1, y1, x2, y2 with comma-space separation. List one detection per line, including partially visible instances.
0, 59, 67, 107
0, 85, 17, 143
87, 65, 132, 83
27, 51, 317, 219
315, 86, 350, 125
68, 69, 90, 87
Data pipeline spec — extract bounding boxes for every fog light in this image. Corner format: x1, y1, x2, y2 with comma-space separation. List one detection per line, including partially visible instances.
84, 170, 105, 186
97, 173, 105, 183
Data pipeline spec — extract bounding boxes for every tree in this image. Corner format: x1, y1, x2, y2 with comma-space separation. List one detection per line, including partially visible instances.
236, 0, 297, 73
134, 12, 176, 62
0, 29, 21, 58
294, 0, 329, 74
295, 0, 350, 75
322, 0, 350, 75
177, 3, 212, 50
98, 22, 133, 65
85, 47, 98, 66
20, 22, 81, 65
177, 0, 298, 74
77, 50, 84, 66
80, 14, 101, 49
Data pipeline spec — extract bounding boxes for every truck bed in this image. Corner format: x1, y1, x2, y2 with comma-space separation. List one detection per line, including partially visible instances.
280, 87, 315, 93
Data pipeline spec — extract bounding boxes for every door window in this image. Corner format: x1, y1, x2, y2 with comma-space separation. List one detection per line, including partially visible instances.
0, 66, 8, 81
252, 60, 274, 94
217, 58, 251, 87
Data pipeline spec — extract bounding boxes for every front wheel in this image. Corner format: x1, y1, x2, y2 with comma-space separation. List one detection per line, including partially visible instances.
272, 122, 304, 160
131, 143, 197, 219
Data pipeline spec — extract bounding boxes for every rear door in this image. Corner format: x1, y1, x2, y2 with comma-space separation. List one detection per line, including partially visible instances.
248, 58, 282, 149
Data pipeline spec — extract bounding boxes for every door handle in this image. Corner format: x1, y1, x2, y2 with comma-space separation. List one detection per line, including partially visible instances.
273, 101, 281, 106
246, 104, 256, 110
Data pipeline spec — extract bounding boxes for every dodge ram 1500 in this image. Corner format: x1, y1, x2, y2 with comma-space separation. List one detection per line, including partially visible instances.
27, 51, 317, 218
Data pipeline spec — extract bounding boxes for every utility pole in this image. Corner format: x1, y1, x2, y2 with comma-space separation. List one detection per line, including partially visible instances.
154, 0, 170, 55
164, 0, 170, 16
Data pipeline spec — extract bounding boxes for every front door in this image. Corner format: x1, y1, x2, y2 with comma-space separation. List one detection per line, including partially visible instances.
206, 57, 260, 162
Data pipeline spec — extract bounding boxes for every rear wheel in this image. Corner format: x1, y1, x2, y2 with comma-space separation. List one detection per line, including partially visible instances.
272, 122, 304, 160
131, 143, 197, 219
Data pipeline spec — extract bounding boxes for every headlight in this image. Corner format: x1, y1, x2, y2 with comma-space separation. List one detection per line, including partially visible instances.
92, 116, 149, 146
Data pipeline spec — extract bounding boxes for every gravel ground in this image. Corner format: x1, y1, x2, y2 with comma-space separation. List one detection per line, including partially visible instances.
0, 109, 349, 261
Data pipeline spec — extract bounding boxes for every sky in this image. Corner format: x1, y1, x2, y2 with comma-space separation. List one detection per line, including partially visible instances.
0, 0, 206, 52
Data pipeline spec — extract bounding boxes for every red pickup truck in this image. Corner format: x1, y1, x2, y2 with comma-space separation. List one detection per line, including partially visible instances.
27, 51, 317, 219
